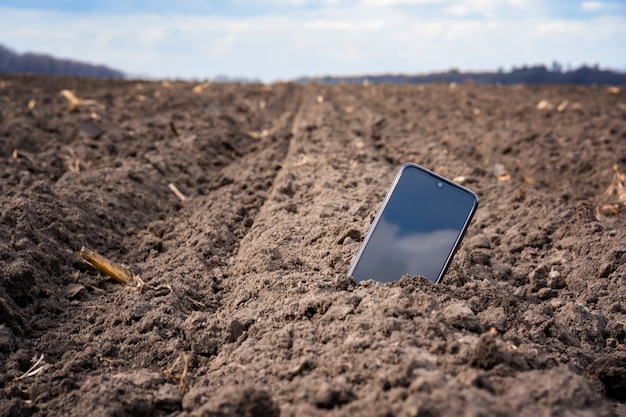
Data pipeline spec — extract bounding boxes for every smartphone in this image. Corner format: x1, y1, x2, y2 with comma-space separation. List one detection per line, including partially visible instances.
348, 163, 479, 284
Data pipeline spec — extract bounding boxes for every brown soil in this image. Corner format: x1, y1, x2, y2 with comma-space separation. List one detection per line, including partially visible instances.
1, 75, 626, 417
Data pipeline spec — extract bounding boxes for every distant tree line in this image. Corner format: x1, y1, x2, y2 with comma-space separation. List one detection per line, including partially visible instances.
298, 63, 626, 86
2, 42, 624, 85
0, 43, 125, 78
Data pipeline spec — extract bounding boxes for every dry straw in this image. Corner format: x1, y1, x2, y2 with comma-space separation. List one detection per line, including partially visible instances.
79, 247, 134, 285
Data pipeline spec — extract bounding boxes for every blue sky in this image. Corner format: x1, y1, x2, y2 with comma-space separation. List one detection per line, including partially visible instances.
1, 0, 625, 81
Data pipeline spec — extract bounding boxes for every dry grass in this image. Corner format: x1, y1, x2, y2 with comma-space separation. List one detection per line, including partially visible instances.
164, 352, 190, 393
79, 247, 134, 285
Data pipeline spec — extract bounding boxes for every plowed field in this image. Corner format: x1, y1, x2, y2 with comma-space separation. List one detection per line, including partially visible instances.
1, 75, 625, 416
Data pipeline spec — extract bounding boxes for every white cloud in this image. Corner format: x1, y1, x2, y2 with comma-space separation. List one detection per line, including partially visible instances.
360, 0, 446, 5
0, 2, 624, 81
303, 19, 384, 30
537, 20, 584, 34
581, 1, 605, 11
444, 4, 471, 15
141, 28, 164, 45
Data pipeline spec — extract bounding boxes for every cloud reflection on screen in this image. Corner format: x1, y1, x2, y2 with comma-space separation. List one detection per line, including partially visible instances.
352, 217, 459, 283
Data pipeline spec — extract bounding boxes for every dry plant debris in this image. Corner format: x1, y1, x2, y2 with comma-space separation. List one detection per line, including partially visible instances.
63, 147, 81, 172
602, 164, 626, 203
192, 82, 211, 93
536, 99, 554, 110
164, 352, 190, 393
12, 149, 34, 164
523, 175, 536, 186
598, 204, 620, 216
597, 164, 626, 217
168, 183, 188, 202
249, 129, 269, 139
493, 163, 511, 182
62, 283, 86, 299
13, 354, 46, 382
79, 247, 135, 285
59, 90, 99, 112
169, 121, 180, 137
168, 121, 197, 146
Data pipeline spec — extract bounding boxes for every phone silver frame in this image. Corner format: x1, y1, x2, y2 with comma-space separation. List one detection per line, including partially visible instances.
347, 163, 479, 284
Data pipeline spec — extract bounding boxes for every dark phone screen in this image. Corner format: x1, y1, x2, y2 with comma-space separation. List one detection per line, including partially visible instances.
350, 165, 478, 283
